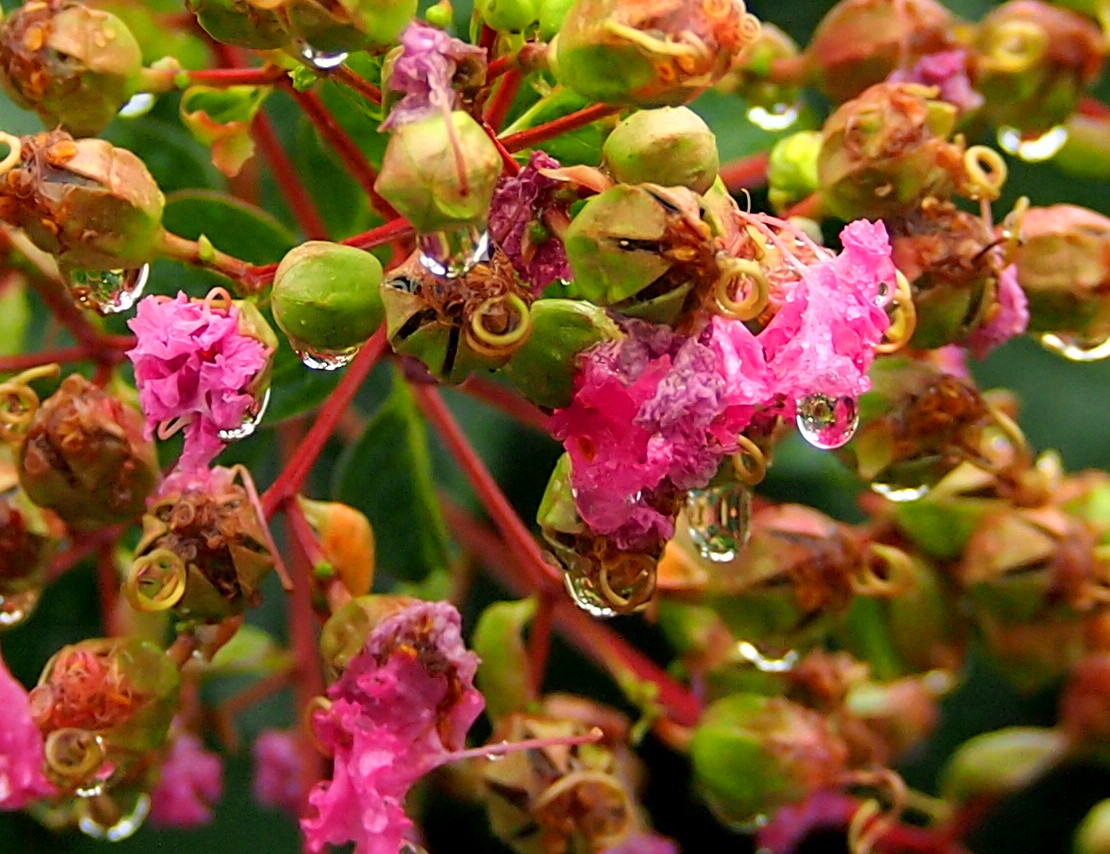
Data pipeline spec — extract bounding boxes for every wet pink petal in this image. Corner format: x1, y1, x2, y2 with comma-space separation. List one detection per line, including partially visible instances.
0, 652, 53, 810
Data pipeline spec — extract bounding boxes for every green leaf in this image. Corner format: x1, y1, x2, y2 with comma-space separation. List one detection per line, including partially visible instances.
473, 597, 537, 719
163, 191, 296, 265
205, 625, 293, 677
332, 371, 450, 582
264, 340, 344, 424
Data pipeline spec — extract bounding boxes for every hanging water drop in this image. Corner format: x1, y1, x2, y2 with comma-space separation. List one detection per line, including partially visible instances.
684, 483, 752, 563
735, 640, 798, 673
217, 387, 271, 441
299, 44, 349, 70
294, 341, 361, 371
795, 392, 859, 450
1039, 332, 1110, 362
871, 481, 931, 502
562, 569, 619, 619
117, 92, 155, 118
77, 791, 151, 842
996, 125, 1068, 163
0, 588, 41, 629
66, 265, 149, 315
746, 102, 800, 132
418, 224, 490, 279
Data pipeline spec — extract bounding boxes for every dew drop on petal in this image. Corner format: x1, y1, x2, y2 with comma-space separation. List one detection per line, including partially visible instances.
0, 587, 40, 629
1039, 332, 1110, 362
996, 125, 1068, 163
299, 44, 348, 70
418, 224, 490, 279
217, 387, 271, 441
746, 102, 800, 132
117, 92, 155, 118
77, 792, 151, 842
684, 483, 752, 563
795, 392, 859, 449
65, 265, 149, 315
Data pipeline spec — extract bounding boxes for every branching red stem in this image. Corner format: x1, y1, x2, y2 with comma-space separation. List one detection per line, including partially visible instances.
501, 103, 621, 153
719, 151, 770, 193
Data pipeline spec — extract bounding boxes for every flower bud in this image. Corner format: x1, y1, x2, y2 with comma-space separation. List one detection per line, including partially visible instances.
318, 594, 417, 675
690, 693, 848, 828
374, 110, 502, 234
538, 0, 575, 41
496, 298, 622, 409
973, 1, 1103, 135
298, 497, 376, 598
809, 0, 956, 103
476, 0, 542, 33
767, 131, 821, 213
29, 637, 180, 793
126, 467, 276, 623
185, 0, 291, 50
939, 726, 1067, 804
718, 22, 803, 119
602, 107, 719, 194
550, 0, 761, 107
382, 249, 533, 383
272, 241, 385, 369
0, 131, 165, 272
0, 0, 143, 137
18, 374, 158, 530
817, 82, 966, 220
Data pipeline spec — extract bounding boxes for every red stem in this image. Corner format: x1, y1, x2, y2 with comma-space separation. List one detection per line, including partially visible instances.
95, 546, 120, 636
783, 192, 824, 220
261, 327, 388, 517
331, 65, 383, 105
456, 375, 551, 433
0, 345, 104, 372
47, 525, 126, 582
719, 151, 770, 193
252, 107, 331, 240
186, 66, 287, 87
486, 122, 522, 175
501, 103, 621, 153
25, 277, 116, 363
527, 592, 554, 694
484, 68, 524, 131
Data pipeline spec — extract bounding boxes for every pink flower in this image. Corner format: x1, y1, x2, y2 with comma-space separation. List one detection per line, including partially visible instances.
0, 651, 53, 810
602, 831, 680, 854
149, 732, 223, 828
127, 293, 269, 472
489, 151, 573, 291
252, 729, 303, 814
889, 50, 983, 115
965, 264, 1029, 359
301, 601, 483, 854
380, 22, 484, 130
755, 789, 857, 854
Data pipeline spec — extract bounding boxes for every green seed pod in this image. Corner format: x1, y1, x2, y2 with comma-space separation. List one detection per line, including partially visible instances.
375, 111, 502, 234
19, 374, 158, 531
319, 594, 417, 676
185, 0, 292, 50
537, 0, 575, 40
477, 0, 542, 33
767, 131, 821, 213
0, 131, 165, 272
0, 0, 144, 137
939, 726, 1067, 804
602, 107, 719, 194
818, 82, 965, 220
690, 693, 848, 828
272, 241, 385, 366
496, 298, 622, 409
550, 0, 761, 107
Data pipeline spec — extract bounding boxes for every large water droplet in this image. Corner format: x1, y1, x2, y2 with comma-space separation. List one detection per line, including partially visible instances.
746, 102, 800, 131
562, 569, 619, 619
217, 387, 271, 441
735, 640, 798, 673
66, 265, 149, 315
299, 44, 348, 70
1039, 332, 1110, 362
996, 125, 1068, 163
77, 792, 151, 842
871, 481, 931, 502
684, 483, 752, 563
293, 341, 360, 371
117, 92, 155, 118
796, 392, 859, 450
418, 224, 490, 279
0, 588, 40, 629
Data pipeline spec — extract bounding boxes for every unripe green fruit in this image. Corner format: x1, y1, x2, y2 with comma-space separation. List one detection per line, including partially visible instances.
477, 0, 542, 33
538, 0, 575, 40
602, 107, 719, 193
940, 726, 1067, 803
272, 242, 385, 353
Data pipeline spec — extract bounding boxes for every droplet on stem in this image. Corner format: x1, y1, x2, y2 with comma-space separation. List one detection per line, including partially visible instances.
0, 588, 41, 629
117, 92, 155, 118
870, 481, 930, 502
65, 265, 149, 315
299, 44, 349, 71
746, 102, 800, 132
684, 483, 753, 563
418, 223, 490, 279
77, 792, 151, 842
996, 125, 1068, 163
795, 392, 859, 449
293, 341, 361, 371
1039, 331, 1110, 362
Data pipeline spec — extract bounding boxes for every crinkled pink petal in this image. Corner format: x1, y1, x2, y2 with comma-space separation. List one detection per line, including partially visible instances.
0, 652, 53, 810
966, 264, 1029, 359
252, 729, 304, 814
149, 732, 223, 828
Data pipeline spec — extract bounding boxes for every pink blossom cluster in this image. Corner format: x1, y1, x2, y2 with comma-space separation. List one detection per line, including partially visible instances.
551, 219, 895, 549
149, 732, 223, 827
127, 293, 270, 473
0, 652, 52, 811
301, 601, 483, 854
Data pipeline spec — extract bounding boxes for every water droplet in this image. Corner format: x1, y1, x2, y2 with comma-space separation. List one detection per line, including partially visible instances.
746, 102, 800, 131
562, 569, 619, 619
871, 481, 930, 502
684, 483, 752, 563
996, 125, 1068, 163
293, 341, 360, 371
795, 392, 859, 450
418, 224, 490, 279
0, 588, 40, 628
299, 44, 348, 70
217, 387, 271, 441
735, 640, 798, 673
117, 92, 154, 118
77, 792, 151, 842
1039, 332, 1110, 362
65, 265, 149, 315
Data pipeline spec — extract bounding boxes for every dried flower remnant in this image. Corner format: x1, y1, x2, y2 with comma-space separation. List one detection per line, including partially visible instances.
149, 732, 223, 828
0, 650, 53, 810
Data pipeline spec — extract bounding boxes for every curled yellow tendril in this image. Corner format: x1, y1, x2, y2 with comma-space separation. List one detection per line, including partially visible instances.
0, 363, 60, 443
852, 543, 914, 598
44, 728, 106, 784
125, 548, 189, 612
468, 293, 532, 356
876, 270, 917, 354
0, 132, 21, 176
964, 146, 1008, 201
714, 256, 769, 321
844, 769, 907, 854
203, 286, 234, 314
597, 561, 656, 613
731, 435, 768, 485
1000, 195, 1030, 262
